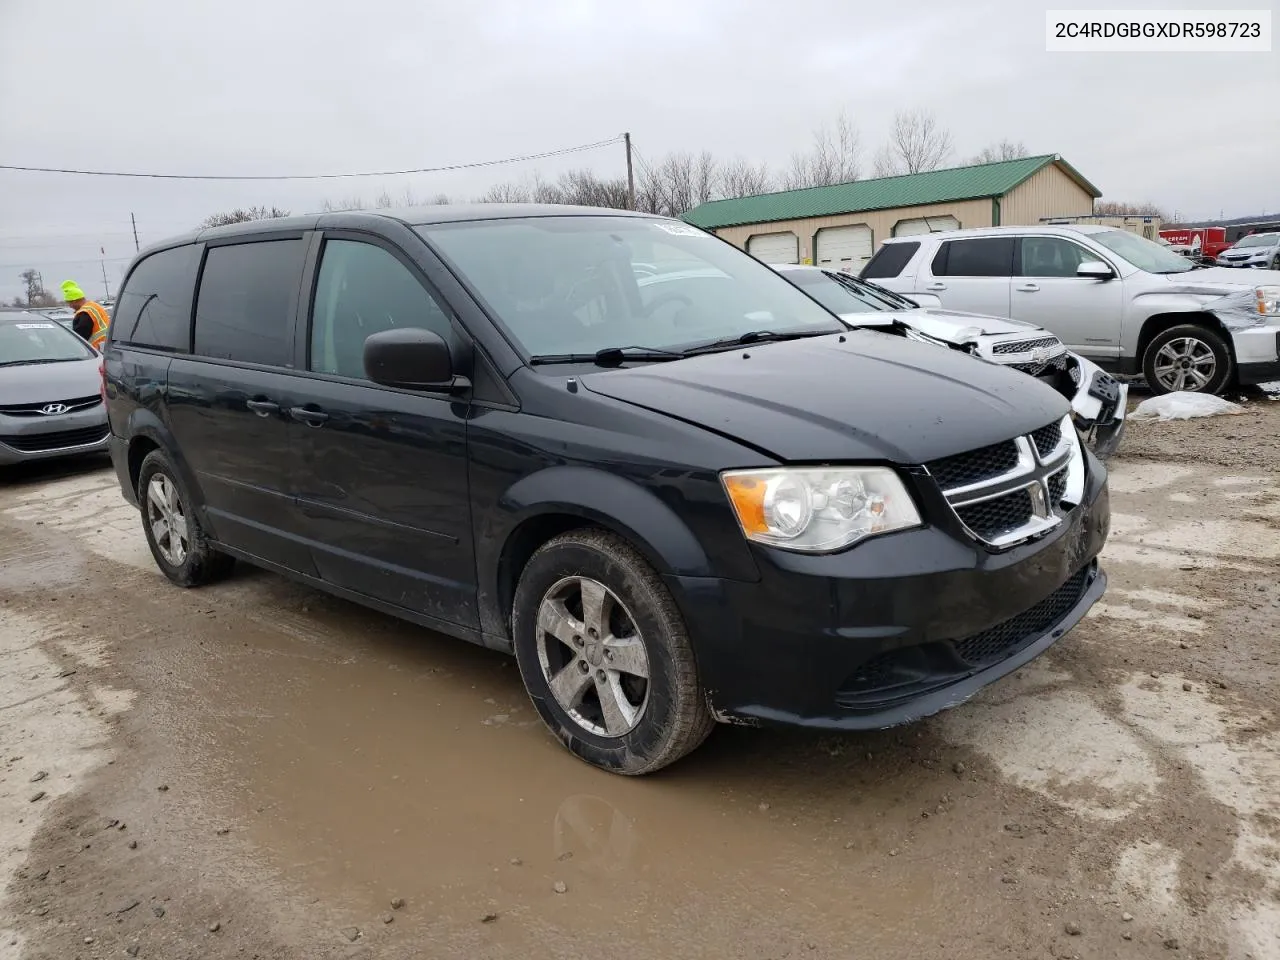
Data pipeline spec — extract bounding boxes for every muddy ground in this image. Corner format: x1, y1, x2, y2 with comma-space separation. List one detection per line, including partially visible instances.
2, 402, 1279, 960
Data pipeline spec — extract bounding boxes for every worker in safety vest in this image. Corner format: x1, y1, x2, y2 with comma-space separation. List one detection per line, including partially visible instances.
62, 280, 111, 350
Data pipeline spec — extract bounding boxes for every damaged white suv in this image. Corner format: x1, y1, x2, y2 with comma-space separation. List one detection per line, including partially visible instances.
774, 264, 1127, 458
863, 225, 1280, 395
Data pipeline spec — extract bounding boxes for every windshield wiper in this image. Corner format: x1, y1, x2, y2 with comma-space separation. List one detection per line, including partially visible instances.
528, 345, 685, 368
0, 358, 71, 368
680, 328, 836, 356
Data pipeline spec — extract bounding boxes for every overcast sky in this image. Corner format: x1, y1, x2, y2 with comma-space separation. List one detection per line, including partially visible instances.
1, 0, 1276, 303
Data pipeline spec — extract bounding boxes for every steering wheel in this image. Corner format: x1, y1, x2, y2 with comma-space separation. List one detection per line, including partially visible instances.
643, 291, 694, 315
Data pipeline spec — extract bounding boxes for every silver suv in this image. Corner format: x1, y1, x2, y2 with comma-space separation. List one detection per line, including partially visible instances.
864, 225, 1280, 394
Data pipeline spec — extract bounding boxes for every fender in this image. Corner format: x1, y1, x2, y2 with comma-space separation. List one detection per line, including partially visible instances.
476, 465, 721, 641
121, 407, 214, 529
1124, 293, 1231, 358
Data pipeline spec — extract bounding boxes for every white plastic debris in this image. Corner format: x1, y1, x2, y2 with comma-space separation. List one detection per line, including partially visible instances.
1130, 392, 1244, 421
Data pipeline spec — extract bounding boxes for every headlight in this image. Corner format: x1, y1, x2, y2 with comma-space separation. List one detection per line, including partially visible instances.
1258, 286, 1280, 316
721, 467, 922, 552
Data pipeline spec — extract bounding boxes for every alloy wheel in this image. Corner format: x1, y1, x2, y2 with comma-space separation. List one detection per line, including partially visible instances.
146, 474, 190, 566
535, 576, 650, 737
1153, 337, 1217, 392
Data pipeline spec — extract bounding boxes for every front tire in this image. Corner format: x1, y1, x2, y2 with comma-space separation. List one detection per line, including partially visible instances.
137, 450, 234, 587
1142, 324, 1232, 395
511, 528, 714, 775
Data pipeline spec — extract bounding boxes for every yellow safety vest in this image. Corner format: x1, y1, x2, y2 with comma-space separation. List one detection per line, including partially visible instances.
76, 301, 111, 350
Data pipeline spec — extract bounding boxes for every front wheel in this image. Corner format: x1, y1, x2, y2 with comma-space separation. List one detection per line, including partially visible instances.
1141, 324, 1232, 395
511, 529, 714, 775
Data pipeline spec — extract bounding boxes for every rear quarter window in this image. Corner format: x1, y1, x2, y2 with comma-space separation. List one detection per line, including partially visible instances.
932, 237, 1014, 277
112, 245, 201, 352
861, 242, 919, 279
193, 239, 307, 366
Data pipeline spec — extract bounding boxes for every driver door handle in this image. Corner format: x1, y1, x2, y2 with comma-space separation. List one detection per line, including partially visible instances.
289, 406, 330, 426
1016, 283, 1040, 292
245, 399, 279, 417
927, 282, 947, 291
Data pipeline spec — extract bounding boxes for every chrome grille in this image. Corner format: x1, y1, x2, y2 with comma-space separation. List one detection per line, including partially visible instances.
0, 395, 102, 417
1010, 352, 1070, 377
991, 336, 1062, 355
927, 417, 1084, 549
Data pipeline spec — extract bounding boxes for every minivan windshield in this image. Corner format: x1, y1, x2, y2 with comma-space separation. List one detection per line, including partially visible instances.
1089, 228, 1194, 274
1234, 234, 1278, 249
418, 216, 846, 359
0, 318, 93, 366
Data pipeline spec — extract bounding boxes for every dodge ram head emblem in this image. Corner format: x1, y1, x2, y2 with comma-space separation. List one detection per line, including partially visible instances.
39, 403, 70, 415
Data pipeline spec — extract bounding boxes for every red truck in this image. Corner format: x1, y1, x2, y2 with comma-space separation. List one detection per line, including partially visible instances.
1159, 226, 1230, 260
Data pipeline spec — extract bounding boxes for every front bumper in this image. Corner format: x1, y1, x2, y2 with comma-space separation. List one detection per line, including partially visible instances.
1231, 328, 1280, 386
0, 408, 110, 466
1067, 356, 1127, 459
672, 464, 1110, 730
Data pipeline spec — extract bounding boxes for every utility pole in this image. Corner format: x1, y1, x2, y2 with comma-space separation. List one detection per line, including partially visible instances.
131, 212, 140, 252
624, 132, 635, 211
100, 249, 111, 299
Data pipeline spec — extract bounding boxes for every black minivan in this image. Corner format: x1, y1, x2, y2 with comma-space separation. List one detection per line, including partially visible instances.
104, 205, 1110, 774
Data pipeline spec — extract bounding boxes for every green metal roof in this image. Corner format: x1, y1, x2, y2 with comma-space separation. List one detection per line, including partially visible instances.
682, 155, 1100, 230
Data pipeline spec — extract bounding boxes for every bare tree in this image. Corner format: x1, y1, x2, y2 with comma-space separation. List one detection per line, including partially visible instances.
718, 157, 774, 199
781, 112, 862, 189
18, 268, 56, 307
320, 196, 366, 212
200, 205, 290, 228
374, 188, 394, 209
872, 109, 954, 177
428, 193, 451, 205
636, 151, 719, 217
970, 139, 1030, 164
1094, 200, 1168, 219
478, 181, 531, 203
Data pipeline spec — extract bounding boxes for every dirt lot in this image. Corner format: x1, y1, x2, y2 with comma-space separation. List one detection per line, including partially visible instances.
2, 401, 1279, 960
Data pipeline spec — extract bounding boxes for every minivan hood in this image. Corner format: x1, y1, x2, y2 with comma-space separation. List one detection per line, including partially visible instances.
578, 331, 1069, 463
0, 357, 101, 405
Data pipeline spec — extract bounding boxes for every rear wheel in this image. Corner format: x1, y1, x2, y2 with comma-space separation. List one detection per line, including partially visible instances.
1142, 324, 1232, 395
511, 528, 714, 775
1271, 253, 1280, 271
137, 450, 234, 586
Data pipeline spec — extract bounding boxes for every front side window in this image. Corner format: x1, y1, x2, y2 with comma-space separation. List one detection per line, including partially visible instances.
1089, 229, 1192, 274
933, 238, 1014, 277
1018, 237, 1094, 278
0, 318, 95, 366
112, 245, 200, 351
417, 216, 844, 358
309, 239, 453, 380
193, 239, 307, 366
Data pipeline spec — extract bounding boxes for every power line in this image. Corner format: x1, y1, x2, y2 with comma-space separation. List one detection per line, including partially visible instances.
0, 136, 624, 181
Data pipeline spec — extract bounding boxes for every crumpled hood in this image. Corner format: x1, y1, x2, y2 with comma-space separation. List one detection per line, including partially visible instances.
1165, 266, 1280, 288
578, 331, 1069, 464
0, 357, 101, 406
849, 307, 1047, 343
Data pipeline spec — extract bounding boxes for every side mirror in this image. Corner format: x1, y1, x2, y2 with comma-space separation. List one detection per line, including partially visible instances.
363, 328, 465, 392
1076, 260, 1115, 280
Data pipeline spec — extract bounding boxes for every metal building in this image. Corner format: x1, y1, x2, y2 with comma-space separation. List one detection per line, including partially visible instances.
683, 155, 1101, 271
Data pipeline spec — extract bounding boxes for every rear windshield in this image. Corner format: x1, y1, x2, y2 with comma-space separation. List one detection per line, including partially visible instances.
417, 216, 844, 357
0, 319, 94, 366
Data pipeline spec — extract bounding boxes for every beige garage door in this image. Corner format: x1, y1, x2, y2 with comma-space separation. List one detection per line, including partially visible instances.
893, 215, 960, 237
815, 225, 873, 270
746, 232, 799, 264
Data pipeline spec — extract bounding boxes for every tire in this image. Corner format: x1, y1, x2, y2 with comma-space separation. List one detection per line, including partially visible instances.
1141, 324, 1232, 395
136, 450, 234, 587
511, 528, 714, 775
1272, 253, 1280, 271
